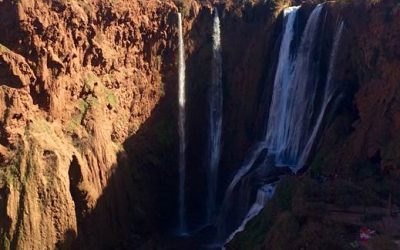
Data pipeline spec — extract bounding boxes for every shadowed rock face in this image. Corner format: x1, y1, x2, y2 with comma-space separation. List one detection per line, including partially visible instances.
1, 0, 400, 249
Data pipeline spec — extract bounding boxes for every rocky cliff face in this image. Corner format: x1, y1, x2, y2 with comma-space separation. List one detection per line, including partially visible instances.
1, 0, 400, 249
0, 0, 180, 249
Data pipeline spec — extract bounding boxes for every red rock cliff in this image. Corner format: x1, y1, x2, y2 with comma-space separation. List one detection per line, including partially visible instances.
0, 0, 180, 248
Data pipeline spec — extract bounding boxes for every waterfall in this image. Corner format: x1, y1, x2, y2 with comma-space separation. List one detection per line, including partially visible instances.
225, 184, 276, 243
206, 8, 223, 223
221, 12, 343, 244
178, 12, 187, 234
226, 16, 344, 242
216, 6, 301, 241
220, 5, 300, 208
297, 21, 345, 168
266, 4, 324, 170
217, 4, 344, 244
220, 142, 268, 203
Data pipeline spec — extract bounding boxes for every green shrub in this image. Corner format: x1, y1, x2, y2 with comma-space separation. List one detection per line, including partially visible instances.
106, 92, 118, 108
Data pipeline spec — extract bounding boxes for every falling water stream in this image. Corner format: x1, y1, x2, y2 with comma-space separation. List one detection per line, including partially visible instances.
225, 184, 276, 243
207, 8, 223, 224
178, 12, 187, 234
217, 6, 301, 242
297, 21, 345, 167
266, 4, 325, 170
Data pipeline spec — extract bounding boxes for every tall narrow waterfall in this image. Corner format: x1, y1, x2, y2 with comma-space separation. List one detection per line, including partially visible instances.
266, 4, 324, 170
177, 12, 187, 234
207, 8, 223, 223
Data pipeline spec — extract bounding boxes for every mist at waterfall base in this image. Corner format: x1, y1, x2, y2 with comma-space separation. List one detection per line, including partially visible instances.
170, 4, 346, 248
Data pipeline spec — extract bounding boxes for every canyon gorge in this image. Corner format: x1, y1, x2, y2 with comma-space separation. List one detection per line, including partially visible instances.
1, 0, 400, 249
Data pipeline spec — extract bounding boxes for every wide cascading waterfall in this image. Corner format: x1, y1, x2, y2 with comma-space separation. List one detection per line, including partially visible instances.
265, 4, 324, 170
177, 12, 187, 234
216, 6, 301, 242
206, 8, 223, 224
223, 13, 344, 244
217, 4, 347, 245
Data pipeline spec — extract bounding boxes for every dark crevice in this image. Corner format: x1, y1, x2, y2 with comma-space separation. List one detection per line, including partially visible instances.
10, 186, 26, 250
68, 155, 87, 226
0, 186, 12, 248
29, 82, 51, 111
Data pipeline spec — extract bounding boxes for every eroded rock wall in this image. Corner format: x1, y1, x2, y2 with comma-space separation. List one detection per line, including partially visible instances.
2, 0, 400, 249
0, 0, 179, 249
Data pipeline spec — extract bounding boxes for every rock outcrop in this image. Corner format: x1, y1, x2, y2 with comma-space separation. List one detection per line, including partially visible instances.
0, 0, 179, 249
